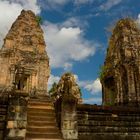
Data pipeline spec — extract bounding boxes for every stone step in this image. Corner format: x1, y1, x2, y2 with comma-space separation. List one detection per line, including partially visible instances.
78, 126, 140, 133
26, 98, 62, 139
26, 132, 62, 139
78, 120, 140, 127
25, 138, 63, 140
27, 115, 55, 122
28, 98, 53, 103
27, 111, 55, 117
29, 97, 52, 102
27, 108, 54, 113
27, 126, 59, 133
7, 137, 24, 140
27, 120, 57, 127
27, 105, 54, 110
28, 101, 53, 106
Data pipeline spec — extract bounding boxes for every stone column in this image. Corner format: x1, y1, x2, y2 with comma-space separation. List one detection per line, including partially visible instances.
28, 75, 32, 92
118, 72, 123, 105
61, 94, 78, 140
10, 66, 15, 87
31, 72, 36, 88
26, 77, 29, 92
115, 70, 121, 104
127, 67, 136, 105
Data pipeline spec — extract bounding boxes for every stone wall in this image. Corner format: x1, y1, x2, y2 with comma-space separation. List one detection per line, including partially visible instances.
54, 95, 78, 140
0, 96, 8, 140
77, 104, 140, 140
6, 93, 27, 140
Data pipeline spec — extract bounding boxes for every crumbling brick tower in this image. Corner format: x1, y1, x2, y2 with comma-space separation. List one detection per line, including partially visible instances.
101, 18, 140, 106
0, 10, 50, 139
0, 10, 50, 95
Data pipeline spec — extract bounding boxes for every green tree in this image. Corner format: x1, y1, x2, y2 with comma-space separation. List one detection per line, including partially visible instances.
36, 16, 43, 25
98, 65, 107, 81
49, 82, 58, 96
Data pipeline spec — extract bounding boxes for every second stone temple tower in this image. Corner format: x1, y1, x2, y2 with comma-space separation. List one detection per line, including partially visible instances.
101, 19, 140, 106
0, 10, 50, 95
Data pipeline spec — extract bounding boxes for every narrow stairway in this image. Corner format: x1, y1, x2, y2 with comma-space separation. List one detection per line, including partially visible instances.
26, 97, 63, 140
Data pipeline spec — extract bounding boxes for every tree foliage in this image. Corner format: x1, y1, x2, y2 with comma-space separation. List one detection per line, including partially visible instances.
36, 16, 43, 25
49, 82, 58, 96
98, 65, 109, 81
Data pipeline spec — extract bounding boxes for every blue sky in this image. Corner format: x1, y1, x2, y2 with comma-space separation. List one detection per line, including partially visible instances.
0, 0, 140, 104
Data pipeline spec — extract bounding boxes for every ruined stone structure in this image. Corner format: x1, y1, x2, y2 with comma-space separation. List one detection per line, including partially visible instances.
0, 10, 63, 140
0, 10, 50, 95
101, 18, 140, 106
53, 73, 82, 139
51, 73, 82, 104
77, 105, 140, 140
0, 10, 140, 140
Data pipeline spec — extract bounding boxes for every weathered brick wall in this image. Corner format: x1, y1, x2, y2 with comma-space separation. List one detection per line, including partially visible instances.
0, 93, 8, 140
77, 104, 140, 140
6, 94, 27, 140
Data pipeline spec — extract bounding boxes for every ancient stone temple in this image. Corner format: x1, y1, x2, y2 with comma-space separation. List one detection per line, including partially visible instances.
0, 10, 140, 140
0, 10, 50, 95
0, 10, 56, 139
101, 18, 140, 106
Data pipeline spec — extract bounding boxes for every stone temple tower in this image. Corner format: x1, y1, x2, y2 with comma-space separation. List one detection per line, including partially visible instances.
0, 10, 50, 96
101, 18, 140, 106
0, 10, 51, 139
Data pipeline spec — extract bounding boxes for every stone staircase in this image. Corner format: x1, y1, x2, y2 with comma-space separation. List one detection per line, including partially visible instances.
26, 97, 63, 140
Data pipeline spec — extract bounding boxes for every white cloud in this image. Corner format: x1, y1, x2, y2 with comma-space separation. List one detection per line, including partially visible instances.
74, 74, 102, 94
0, 0, 40, 47
43, 21, 96, 69
48, 74, 60, 90
100, 0, 122, 11
85, 78, 102, 94
62, 17, 80, 27
83, 97, 102, 104
62, 17, 88, 29
136, 14, 140, 28
64, 63, 73, 71
8, 0, 40, 14
0, 1, 22, 47
138, 14, 140, 20
134, 14, 140, 30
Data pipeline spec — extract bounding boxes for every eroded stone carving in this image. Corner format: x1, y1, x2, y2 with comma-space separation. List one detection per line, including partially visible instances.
51, 73, 82, 104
